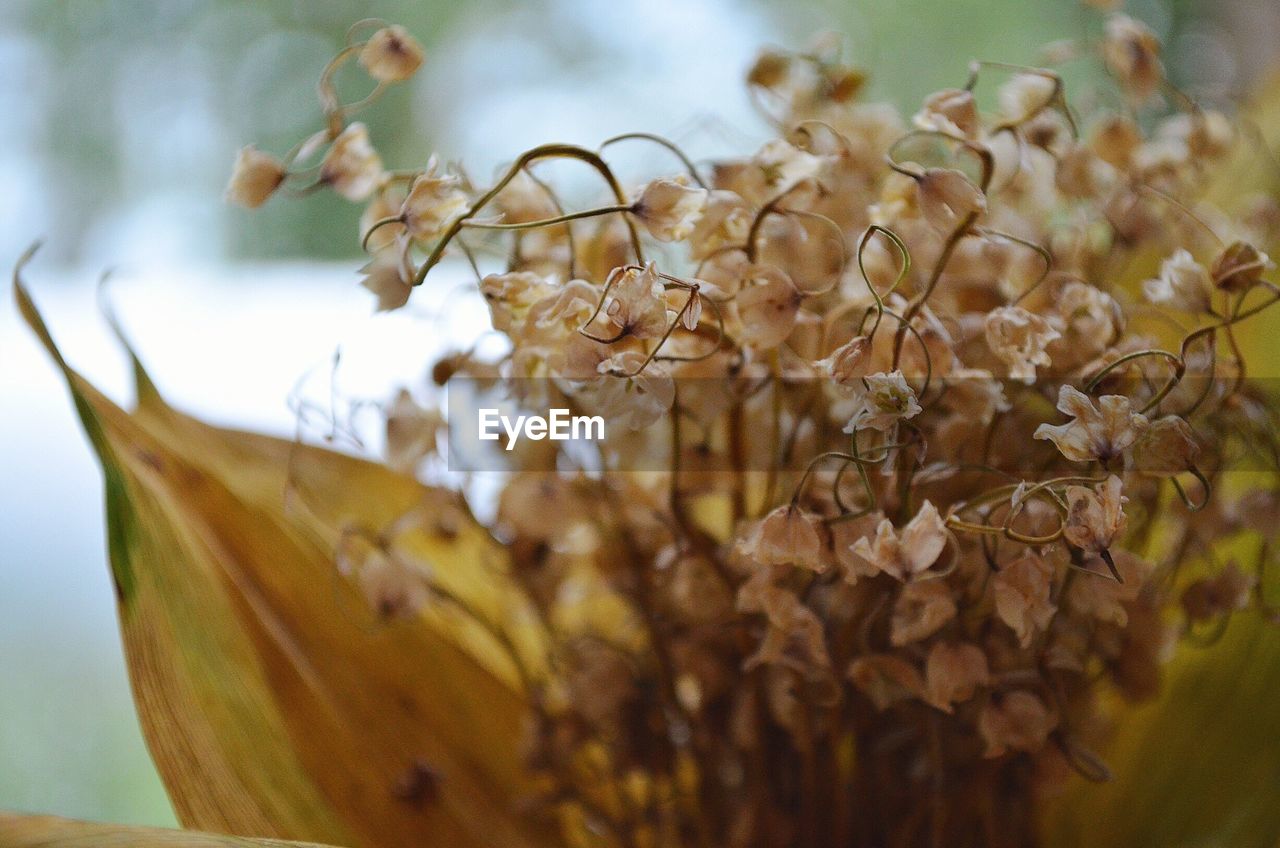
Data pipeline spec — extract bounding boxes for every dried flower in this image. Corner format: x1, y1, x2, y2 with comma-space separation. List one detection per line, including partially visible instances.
1063, 475, 1127, 555
851, 501, 948, 582
225, 145, 286, 208
916, 168, 986, 232
924, 642, 990, 713
605, 262, 670, 339
1103, 14, 1164, 103
358, 24, 424, 83
1144, 249, 1213, 312
401, 165, 468, 241
632, 177, 708, 241
357, 237, 413, 311
994, 552, 1057, 648
740, 505, 825, 572
842, 370, 922, 433
321, 123, 384, 201
979, 691, 1057, 758
985, 306, 1060, 383
1212, 240, 1273, 292
1035, 386, 1148, 463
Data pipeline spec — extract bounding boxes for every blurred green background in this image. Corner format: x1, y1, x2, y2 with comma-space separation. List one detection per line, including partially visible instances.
0, 0, 1276, 831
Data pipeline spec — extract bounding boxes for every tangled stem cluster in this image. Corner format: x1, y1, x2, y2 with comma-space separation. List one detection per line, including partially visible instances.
229, 14, 1280, 848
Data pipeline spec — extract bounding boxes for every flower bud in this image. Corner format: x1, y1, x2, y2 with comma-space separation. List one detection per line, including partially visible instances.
1103, 14, 1164, 103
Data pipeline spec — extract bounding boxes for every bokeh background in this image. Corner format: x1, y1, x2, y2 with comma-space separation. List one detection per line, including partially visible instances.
1, 0, 1277, 829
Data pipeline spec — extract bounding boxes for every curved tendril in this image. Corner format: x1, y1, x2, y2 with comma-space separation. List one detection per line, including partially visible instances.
414, 143, 644, 286
893, 210, 977, 368
344, 18, 388, 45
1135, 183, 1225, 248
879, 307, 934, 397
656, 291, 725, 364
459, 204, 633, 231
521, 165, 578, 279
966, 61, 1077, 138
1172, 466, 1211, 512
361, 214, 404, 252
598, 132, 708, 189
886, 130, 995, 192
744, 183, 808, 262
856, 225, 912, 335
1084, 348, 1182, 393
976, 228, 1052, 306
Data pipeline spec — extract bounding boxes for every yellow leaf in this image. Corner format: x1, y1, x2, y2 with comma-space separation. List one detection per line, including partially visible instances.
1041, 609, 1280, 848
14, 254, 556, 848
0, 812, 343, 847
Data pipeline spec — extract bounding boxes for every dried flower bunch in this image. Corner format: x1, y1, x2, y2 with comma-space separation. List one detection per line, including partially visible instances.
10, 10, 1280, 848
227, 13, 1280, 848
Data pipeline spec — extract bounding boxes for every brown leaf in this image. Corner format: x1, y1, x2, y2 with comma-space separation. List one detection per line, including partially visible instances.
14, 253, 555, 848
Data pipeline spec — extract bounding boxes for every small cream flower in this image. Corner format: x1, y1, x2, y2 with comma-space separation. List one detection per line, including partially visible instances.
1211, 240, 1273, 292
400, 165, 468, 241
979, 691, 1057, 758
1143, 250, 1212, 312
358, 25, 424, 83
1063, 475, 1127, 555
358, 238, 413, 311
1034, 386, 1148, 463
736, 265, 802, 349
848, 654, 925, 711
480, 271, 555, 334
739, 505, 826, 572
842, 370, 922, 433
632, 177, 708, 242
994, 553, 1056, 648
1181, 562, 1255, 623
689, 190, 752, 259
916, 168, 986, 232
606, 263, 671, 339
851, 501, 948, 582
383, 389, 442, 473
593, 352, 675, 430
1103, 14, 1164, 103
924, 642, 990, 713
984, 306, 1060, 383
1131, 415, 1199, 477
913, 88, 979, 138
998, 73, 1056, 123
890, 579, 957, 645
321, 123, 384, 201
817, 335, 871, 387
225, 145, 285, 208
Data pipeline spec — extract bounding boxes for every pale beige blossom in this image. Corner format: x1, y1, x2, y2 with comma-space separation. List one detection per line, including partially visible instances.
736, 265, 803, 349
400, 165, 468, 241
1144, 250, 1212, 312
603, 263, 671, 340
979, 691, 1057, 757
1131, 415, 1199, 477
817, 335, 871, 386
842, 370, 922, 433
913, 88, 979, 138
358, 25, 424, 83
890, 579, 957, 645
633, 177, 708, 242
383, 389, 442, 473
1064, 475, 1127, 555
851, 501, 947, 582
916, 168, 986, 232
358, 238, 413, 311
1035, 386, 1148, 463
924, 642, 990, 713
225, 145, 285, 208
1103, 15, 1164, 103
984, 306, 1060, 383
739, 505, 826, 573
321, 123, 384, 201
848, 654, 924, 711
994, 553, 1056, 648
